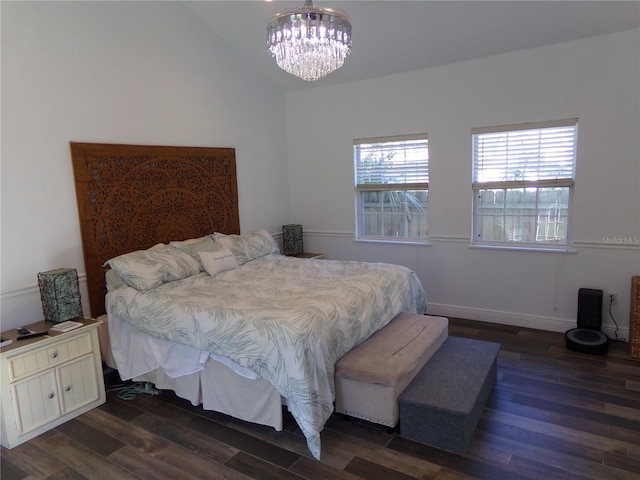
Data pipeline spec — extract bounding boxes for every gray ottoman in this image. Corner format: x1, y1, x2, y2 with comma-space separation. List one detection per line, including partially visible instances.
398, 336, 500, 452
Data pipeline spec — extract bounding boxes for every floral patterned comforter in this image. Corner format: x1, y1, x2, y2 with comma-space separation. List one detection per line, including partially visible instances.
106, 254, 427, 459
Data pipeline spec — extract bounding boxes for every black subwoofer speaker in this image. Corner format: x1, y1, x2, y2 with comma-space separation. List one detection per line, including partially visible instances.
566, 288, 609, 354
577, 288, 603, 329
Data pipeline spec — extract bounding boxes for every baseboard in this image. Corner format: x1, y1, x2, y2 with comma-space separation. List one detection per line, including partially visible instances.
427, 303, 630, 342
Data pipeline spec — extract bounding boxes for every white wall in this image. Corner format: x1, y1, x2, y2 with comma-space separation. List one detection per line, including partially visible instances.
2, 2, 638, 339
0, 2, 288, 328
286, 29, 640, 337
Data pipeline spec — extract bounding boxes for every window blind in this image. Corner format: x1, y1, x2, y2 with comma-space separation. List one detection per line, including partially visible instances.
354, 134, 429, 190
472, 119, 577, 186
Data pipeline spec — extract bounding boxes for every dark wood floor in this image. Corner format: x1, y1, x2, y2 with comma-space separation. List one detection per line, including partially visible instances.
3, 318, 640, 480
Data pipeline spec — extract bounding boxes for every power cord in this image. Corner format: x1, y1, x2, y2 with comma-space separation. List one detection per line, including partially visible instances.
608, 296, 626, 342
107, 381, 160, 400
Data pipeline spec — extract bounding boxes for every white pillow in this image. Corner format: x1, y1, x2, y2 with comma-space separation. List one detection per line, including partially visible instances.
105, 246, 200, 291
169, 236, 207, 249
169, 236, 220, 270
199, 247, 239, 276
215, 230, 280, 265
105, 243, 167, 291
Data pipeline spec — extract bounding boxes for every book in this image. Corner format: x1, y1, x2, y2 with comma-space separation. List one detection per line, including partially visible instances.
0, 337, 12, 347
50, 320, 83, 333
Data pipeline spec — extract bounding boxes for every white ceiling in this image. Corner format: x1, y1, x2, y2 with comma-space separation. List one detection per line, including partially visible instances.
182, 1, 640, 92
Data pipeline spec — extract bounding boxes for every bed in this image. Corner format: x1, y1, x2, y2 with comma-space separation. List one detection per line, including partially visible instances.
71, 142, 428, 459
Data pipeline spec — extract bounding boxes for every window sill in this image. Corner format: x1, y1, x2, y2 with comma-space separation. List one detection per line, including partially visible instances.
469, 243, 577, 253
354, 237, 432, 247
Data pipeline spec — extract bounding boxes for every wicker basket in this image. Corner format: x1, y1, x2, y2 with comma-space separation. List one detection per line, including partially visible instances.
631, 276, 640, 359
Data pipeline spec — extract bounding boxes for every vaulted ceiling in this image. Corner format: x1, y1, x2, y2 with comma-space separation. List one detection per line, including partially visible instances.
182, 1, 640, 92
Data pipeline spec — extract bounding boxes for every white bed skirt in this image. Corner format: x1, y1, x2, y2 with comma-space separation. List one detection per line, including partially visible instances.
98, 314, 285, 431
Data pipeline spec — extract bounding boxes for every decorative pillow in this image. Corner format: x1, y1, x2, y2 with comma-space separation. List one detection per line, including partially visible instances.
169, 236, 220, 270
105, 247, 200, 291
199, 247, 239, 276
215, 230, 280, 265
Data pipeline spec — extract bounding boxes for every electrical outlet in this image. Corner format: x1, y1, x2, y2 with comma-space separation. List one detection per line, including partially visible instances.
607, 292, 617, 305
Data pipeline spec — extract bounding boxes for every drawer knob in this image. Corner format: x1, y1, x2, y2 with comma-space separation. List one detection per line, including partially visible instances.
64, 386, 71, 392
48, 392, 55, 399
51, 352, 58, 359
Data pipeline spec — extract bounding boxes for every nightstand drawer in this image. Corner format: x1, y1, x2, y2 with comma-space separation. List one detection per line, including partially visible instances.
7, 333, 93, 382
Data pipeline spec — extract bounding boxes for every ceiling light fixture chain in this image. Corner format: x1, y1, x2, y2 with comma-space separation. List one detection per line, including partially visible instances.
266, 0, 352, 81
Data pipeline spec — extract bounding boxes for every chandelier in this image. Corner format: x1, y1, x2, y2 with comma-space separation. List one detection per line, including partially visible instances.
266, 0, 352, 81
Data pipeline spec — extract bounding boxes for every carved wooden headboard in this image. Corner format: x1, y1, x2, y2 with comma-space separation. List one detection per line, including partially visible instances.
70, 142, 241, 317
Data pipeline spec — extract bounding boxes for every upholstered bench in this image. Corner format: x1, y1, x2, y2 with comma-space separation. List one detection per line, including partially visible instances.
334, 313, 449, 427
398, 336, 500, 452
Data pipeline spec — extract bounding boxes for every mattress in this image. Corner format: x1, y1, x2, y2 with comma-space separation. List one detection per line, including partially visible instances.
106, 254, 427, 458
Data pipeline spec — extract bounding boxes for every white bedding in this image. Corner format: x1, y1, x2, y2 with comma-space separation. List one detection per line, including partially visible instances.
108, 311, 258, 380
108, 313, 285, 431
106, 254, 427, 459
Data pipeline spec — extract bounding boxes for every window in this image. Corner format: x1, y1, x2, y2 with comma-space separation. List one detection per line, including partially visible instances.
472, 118, 578, 249
354, 134, 429, 242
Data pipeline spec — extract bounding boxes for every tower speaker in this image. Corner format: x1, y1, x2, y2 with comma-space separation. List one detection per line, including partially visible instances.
566, 288, 609, 354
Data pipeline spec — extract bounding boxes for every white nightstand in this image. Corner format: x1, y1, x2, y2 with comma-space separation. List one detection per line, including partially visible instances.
0, 318, 106, 449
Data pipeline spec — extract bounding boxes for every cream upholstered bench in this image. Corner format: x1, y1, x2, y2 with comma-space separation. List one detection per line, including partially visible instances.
334, 313, 448, 428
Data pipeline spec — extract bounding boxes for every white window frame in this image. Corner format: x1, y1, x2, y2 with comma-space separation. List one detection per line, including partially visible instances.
354, 133, 429, 243
471, 118, 578, 251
